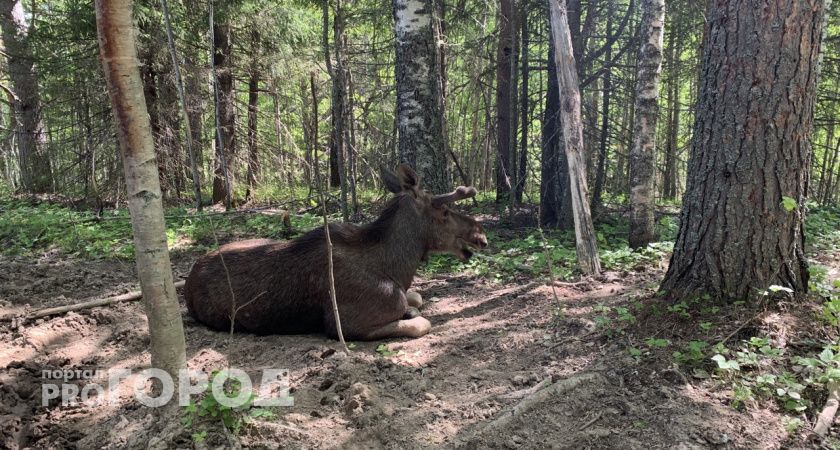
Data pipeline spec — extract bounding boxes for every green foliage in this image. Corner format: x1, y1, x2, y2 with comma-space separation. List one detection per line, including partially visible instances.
0, 198, 322, 259
181, 370, 276, 435
422, 219, 672, 282
781, 196, 798, 212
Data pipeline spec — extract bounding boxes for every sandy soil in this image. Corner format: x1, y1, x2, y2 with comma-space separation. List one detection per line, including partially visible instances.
0, 243, 836, 449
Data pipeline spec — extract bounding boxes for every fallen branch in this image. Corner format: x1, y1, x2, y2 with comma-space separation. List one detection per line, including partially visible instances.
463, 372, 604, 443
814, 381, 839, 436
498, 377, 554, 400
2, 280, 186, 322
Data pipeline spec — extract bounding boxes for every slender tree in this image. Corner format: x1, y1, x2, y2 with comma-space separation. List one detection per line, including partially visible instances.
495, 0, 514, 205
94, 0, 186, 380
0, 0, 52, 192
210, 6, 233, 208
548, 0, 601, 274
628, 0, 665, 249
660, 0, 827, 300
392, 0, 450, 193
540, 25, 573, 229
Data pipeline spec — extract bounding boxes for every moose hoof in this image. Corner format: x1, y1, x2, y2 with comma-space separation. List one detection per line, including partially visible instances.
406, 291, 423, 308
404, 307, 421, 319
405, 316, 432, 338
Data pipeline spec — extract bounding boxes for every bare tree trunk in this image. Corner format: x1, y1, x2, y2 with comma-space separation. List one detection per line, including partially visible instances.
628, 0, 665, 249
95, 0, 186, 381
540, 24, 573, 229
515, 3, 529, 204
661, 0, 826, 300
661, 20, 680, 201
160, 0, 202, 210
548, 0, 601, 275
393, 0, 450, 193
210, 15, 233, 208
590, 2, 612, 209
0, 0, 52, 193
245, 30, 260, 202
495, 0, 514, 205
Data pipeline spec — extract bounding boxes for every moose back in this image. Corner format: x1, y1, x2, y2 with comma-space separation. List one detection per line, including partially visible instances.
184, 165, 487, 340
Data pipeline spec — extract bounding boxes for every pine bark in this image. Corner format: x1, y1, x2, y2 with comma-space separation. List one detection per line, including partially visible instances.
548, 0, 601, 274
628, 0, 665, 249
393, 0, 450, 193
0, 0, 52, 192
661, 0, 827, 300
94, 0, 186, 381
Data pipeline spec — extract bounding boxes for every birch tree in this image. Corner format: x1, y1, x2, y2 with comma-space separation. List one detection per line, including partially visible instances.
393, 0, 450, 193
95, 0, 186, 380
628, 0, 665, 249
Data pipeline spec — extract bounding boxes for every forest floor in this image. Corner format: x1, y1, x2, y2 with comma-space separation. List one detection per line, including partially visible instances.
0, 200, 839, 449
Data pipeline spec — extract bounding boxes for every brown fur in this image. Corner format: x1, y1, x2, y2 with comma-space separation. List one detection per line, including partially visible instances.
184, 165, 486, 340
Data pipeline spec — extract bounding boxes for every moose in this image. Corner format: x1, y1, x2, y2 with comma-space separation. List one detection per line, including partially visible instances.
184, 165, 487, 340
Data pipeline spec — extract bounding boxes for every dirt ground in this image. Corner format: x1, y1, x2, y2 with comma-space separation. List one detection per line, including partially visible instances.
0, 240, 837, 449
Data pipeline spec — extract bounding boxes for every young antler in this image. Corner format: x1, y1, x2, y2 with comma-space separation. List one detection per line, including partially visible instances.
431, 186, 477, 207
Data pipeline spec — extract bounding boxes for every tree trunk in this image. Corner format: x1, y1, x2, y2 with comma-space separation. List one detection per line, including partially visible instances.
160, 0, 202, 210
393, 0, 450, 193
210, 19, 234, 208
495, 0, 514, 204
515, 3, 529, 204
0, 0, 52, 193
661, 19, 680, 201
590, 3, 613, 209
548, 0, 601, 275
94, 0, 186, 382
540, 24, 573, 230
660, 0, 826, 301
628, 0, 665, 249
245, 30, 260, 202
323, 0, 342, 189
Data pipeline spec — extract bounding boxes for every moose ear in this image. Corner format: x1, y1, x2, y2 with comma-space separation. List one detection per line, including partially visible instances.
381, 166, 402, 194
395, 164, 420, 191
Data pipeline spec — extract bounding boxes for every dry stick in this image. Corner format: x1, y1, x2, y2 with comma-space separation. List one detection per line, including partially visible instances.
160, 0, 202, 211
2, 280, 187, 322
464, 372, 604, 443
204, 213, 241, 366
310, 72, 348, 352
814, 381, 839, 436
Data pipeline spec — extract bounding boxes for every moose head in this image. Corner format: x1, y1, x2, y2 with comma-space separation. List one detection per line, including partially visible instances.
381, 164, 487, 262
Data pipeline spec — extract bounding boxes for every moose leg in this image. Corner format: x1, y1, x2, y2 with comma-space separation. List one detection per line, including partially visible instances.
361, 316, 432, 340
406, 291, 423, 308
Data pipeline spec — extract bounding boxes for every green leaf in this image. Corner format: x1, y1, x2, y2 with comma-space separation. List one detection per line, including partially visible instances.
781, 196, 797, 212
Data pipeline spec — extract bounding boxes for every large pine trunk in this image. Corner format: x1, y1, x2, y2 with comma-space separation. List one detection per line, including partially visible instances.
628, 0, 665, 249
94, 0, 186, 381
660, 0, 827, 301
548, 0, 600, 275
393, 0, 450, 193
0, 0, 52, 193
